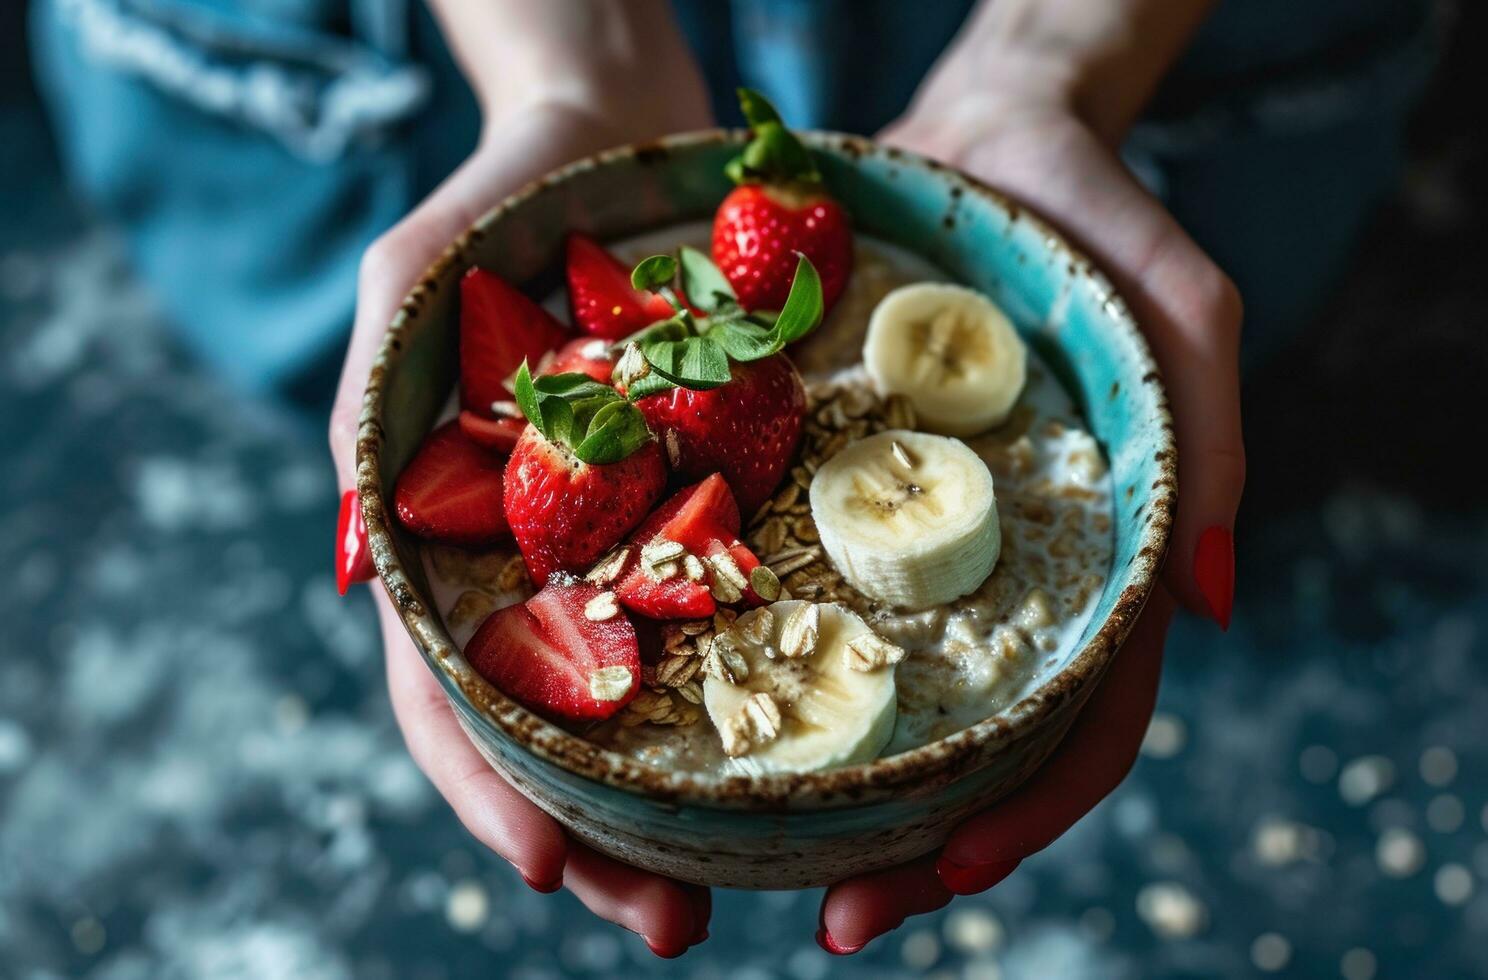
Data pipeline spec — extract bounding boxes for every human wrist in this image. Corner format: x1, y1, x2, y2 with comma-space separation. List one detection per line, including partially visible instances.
920, 0, 1214, 145
428, 0, 710, 143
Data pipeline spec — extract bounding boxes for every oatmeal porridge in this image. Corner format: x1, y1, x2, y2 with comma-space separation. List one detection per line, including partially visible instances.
419, 223, 1113, 775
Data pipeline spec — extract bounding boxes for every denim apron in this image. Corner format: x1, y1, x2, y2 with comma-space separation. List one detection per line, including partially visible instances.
31, 0, 1438, 396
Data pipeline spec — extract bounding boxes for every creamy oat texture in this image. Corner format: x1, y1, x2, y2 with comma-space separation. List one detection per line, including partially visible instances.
420, 223, 1113, 773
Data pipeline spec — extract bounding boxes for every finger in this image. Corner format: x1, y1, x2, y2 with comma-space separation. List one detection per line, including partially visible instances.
817, 855, 953, 955
1127, 227, 1244, 629
563, 843, 710, 958
379, 595, 568, 890
939, 589, 1175, 878
328, 152, 489, 492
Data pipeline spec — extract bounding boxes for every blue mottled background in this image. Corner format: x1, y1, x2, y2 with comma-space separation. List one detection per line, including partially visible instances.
2, 5, 1486, 979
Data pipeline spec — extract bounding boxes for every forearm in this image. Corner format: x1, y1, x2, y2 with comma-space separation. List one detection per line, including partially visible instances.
425, 0, 707, 134
918, 0, 1215, 144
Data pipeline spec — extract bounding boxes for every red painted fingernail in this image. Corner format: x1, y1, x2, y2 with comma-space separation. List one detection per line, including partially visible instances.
687, 889, 711, 946
645, 937, 688, 959
1193, 525, 1235, 630
815, 926, 865, 956
520, 871, 562, 894
336, 489, 376, 595
936, 856, 1021, 895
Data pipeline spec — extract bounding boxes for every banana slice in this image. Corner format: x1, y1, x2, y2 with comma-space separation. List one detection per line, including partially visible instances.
702, 601, 901, 774
810, 430, 1000, 610
863, 282, 1027, 436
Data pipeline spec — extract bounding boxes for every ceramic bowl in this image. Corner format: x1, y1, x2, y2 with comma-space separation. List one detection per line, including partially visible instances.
357, 130, 1174, 890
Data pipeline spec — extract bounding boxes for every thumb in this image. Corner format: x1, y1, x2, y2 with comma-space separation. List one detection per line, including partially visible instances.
328, 152, 497, 492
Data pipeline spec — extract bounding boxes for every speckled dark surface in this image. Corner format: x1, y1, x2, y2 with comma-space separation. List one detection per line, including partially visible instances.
3, 11, 1487, 980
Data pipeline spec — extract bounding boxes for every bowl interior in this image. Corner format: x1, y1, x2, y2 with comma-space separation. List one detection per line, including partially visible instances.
358, 131, 1173, 809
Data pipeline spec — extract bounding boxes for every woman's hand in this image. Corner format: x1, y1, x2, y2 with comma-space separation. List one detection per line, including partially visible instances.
327, 1, 716, 957
817, 0, 1243, 954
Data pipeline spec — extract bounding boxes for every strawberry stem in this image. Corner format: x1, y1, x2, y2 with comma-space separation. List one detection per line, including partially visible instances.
726, 88, 821, 186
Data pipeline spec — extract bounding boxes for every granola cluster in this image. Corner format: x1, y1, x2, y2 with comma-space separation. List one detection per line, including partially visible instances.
615, 610, 740, 729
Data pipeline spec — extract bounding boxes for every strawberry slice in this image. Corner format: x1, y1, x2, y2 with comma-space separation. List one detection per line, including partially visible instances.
395, 421, 510, 545
466, 578, 640, 722
540, 337, 618, 384
461, 267, 569, 416
457, 411, 527, 452
566, 232, 676, 340
606, 474, 770, 619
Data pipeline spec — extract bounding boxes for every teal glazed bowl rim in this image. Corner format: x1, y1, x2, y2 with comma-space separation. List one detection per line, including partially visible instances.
356, 129, 1176, 812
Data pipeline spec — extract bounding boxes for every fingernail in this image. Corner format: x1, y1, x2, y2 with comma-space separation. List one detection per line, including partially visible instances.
1193, 525, 1235, 630
936, 856, 1021, 895
645, 937, 688, 959
520, 870, 562, 894
336, 489, 375, 595
687, 889, 711, 946
815, 926, 865, 956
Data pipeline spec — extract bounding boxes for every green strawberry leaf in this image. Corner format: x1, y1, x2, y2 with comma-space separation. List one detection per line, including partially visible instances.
770, 253, 824, 345
514, 361, 654, 462
707, 317, 779, 361
632, 254, 824, 389
630, 254, 677, 293
624, 371, 677, 402
639, 335, 732, 389
513, 360, 544, 433
573, 400, 652, 465
678, 246, 736, 312
531, 373, 614, 399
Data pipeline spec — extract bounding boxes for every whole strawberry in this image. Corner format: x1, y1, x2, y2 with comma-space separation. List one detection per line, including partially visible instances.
503, 363, 665, 585
713, 88, 852, 314
617, 249, 822, 516
635, 354, 805, 516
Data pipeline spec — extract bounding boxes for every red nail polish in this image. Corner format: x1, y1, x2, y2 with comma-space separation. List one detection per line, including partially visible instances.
687, 889, 711, 945
520, 871, 562, 894
815, 926, 865, 956
336, 489, 376, 595
1193, 525, 1235, 630
645, 937, 687, 959
936, 856, 1021, 895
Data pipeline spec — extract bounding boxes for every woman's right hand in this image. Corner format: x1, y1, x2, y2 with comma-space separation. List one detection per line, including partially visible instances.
328, 1, 717, 957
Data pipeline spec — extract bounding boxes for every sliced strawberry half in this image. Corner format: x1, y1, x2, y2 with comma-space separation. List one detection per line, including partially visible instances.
461, 267, 569, 415
604, 474, 771, 619
458, 411, 527, 453
566, 232, 676, 340
395, 420, 510, 546
465, 578, 640, 722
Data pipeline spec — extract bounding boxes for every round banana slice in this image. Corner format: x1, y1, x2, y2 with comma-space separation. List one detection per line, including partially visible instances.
810, 430, 1000, 610
863, 282, 1027, 436
702, 601, 901, 774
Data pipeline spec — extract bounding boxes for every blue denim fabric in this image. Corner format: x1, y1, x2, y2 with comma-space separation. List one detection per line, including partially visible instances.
30, 0, 476, 395
31, 0, 1436, 393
